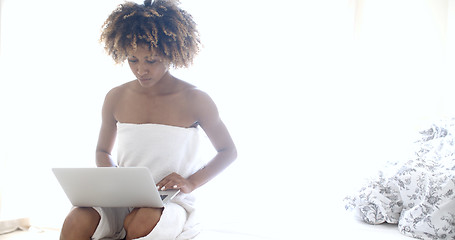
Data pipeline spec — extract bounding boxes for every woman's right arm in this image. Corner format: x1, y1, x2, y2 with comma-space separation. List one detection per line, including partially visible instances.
95, 90, 118, 167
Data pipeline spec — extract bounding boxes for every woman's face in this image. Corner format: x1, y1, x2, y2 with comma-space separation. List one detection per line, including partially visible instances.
127, 44, 170, 88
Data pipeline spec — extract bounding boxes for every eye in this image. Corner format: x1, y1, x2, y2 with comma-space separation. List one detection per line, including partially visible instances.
146, 60, 157, 64
127, 58, 138, 63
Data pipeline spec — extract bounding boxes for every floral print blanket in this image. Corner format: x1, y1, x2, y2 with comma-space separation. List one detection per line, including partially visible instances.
344, 118, 455, 239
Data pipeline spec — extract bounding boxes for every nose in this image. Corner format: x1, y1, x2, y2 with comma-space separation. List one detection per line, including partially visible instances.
136, 64, 149, 76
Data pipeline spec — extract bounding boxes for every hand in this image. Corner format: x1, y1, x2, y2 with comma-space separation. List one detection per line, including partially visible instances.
156, 172, 195, 194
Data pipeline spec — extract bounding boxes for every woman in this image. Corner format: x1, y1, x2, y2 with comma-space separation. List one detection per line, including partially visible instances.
60, 1, 237, 239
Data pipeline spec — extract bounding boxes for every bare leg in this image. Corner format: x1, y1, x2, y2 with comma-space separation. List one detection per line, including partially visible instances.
124, 207, 163, 240
60, 207, 101, 240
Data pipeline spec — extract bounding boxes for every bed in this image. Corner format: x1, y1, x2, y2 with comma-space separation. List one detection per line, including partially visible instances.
0, 190, 415, 239
0, 213, 413, 240
3, 119, 454, 240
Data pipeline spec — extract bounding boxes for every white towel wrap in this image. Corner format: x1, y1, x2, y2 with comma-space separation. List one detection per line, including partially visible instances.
93, 123, 204, 240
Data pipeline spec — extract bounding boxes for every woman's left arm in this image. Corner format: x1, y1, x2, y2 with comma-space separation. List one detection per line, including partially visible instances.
157, 90, 237, 193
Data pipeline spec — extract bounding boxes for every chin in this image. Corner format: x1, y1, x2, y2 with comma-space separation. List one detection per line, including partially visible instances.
138, 79, 156, 88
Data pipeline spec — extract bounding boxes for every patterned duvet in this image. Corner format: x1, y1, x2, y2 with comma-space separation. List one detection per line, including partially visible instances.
345, 118, 455, 239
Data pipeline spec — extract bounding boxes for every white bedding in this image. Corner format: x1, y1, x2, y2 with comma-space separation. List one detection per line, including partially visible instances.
0, 218, 30, 235
5, 121, 449, 239
345, 118, 455, 239
0, 217, 412, 240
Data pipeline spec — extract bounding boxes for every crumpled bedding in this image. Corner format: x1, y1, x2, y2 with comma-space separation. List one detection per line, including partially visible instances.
345, 118, 455, 239
0, 218, 30, 235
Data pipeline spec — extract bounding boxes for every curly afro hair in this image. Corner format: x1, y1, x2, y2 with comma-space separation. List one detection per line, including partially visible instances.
100, 0, 201, 68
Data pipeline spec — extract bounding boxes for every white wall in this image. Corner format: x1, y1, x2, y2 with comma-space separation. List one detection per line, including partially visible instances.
0, 0, 454, 237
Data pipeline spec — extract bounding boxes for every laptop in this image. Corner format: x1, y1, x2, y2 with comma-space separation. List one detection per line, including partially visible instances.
52, 167, 180, 208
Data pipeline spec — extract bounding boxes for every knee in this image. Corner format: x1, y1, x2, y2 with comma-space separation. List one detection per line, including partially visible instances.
124, 225, 150, 240
124, 208, 162, 240
60, 207, 100, 240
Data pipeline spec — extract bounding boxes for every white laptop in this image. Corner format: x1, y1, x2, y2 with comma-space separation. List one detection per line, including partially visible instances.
52, 167, 180, 208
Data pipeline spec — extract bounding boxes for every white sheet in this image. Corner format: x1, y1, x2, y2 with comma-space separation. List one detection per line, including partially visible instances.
0, 215, 412, 240
0, 198, 414, 240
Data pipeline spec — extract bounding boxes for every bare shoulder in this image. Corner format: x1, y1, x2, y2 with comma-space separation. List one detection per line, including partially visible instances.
101, 82, 134, 119
183, 87, 220, 126
104, 81, 134, 102
183, 87, 217, 109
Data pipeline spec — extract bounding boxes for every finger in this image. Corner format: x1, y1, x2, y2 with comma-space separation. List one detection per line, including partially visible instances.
157, 173, 182, 191
156, 178, 170, 190
159, 181, 171, 191
163, 180, 180, 191
158, 178, 177, 191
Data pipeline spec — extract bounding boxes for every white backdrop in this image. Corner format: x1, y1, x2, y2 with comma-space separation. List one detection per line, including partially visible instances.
1, 0, 455, 238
